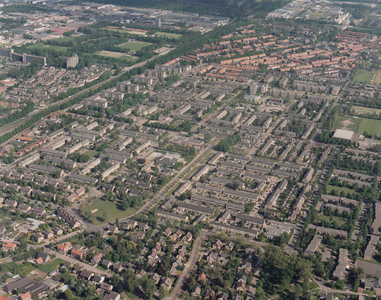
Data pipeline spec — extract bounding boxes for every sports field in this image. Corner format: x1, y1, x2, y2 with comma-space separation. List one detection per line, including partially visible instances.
332, 115, 361, 132
154, 32, 182, 38
353, 69, 375, 84
352, 105, 381, 115
103, 28, 147, 35
332, 115, 381, 136
27, 43, 68, 51
373, 70, 381, 85
118, 41, 152, 51
95, 50, 139, 61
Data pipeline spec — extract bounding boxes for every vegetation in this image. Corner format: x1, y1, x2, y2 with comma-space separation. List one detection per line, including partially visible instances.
215, 131, 241, 152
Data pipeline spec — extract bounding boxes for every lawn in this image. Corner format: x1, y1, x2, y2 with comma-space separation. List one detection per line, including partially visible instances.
155, 32, 183, 38
85, 198, 140, 225
316, 214, 347, 227
118, 41, 152, 51
83, 150, 99, 159
352, 105, 381, 116
327, 184, 358, 196
27, 43, 68, 52
95, 50, 139, 61
352, 69, 375, 84
38, 258, 64, 273
372, 70, 381, 85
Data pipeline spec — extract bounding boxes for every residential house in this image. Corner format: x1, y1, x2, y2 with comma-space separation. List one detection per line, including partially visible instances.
101, 259, 112, 269
34, 233, 44, 243
192, 286, 201, 297
36, 253, 51, 263
103, 292, 120, 300
91, 253, 103, 265
204, 289, 216, 300
71, 248, 83, 260
57, 243, 72, 254
2, 242, 16, 252
150, 273, 161, 284
99, 282, 112, 292
43, 230, 54, 239
160, 277, 173, 292
80, 270, 94, 281
107, 225, 118, 234
52, 226, 63, 236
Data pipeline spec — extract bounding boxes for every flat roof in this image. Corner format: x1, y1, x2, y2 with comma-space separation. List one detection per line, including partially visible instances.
333, 129, 354, 140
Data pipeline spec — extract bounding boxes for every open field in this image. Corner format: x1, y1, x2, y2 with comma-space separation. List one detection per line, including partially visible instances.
358, 118, 381, 136
18, 263, 37, 277
85, 198, 139, 225
102, 28, 147, 36
332, 115, 361, 132
95, 50, 139, 61
38, 258, 64, 273
27, 43, 68, 51
83, 150, 99, 159
353, 69, 375, 84
317, 215, 347, 227
373, 70, 381, 85
155, 32, 182, 38
352, 105, 381, 115
333, 115, 381, 136
118, 41, 152, 51
327, 184, 357, 196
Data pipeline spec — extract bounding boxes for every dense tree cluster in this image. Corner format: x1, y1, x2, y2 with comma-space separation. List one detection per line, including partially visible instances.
215, 131, 241, 152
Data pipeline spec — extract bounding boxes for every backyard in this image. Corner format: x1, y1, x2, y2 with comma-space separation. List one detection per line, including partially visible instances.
38, 258, 65, 273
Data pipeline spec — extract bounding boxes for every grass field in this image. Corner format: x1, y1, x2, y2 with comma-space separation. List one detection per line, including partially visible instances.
155, 32, 182, 38
352, 105, 381, 115
317, 214, 347, 227
95, 50, 139, 61
327, 184, 357, 196
353, 69, 375, 84
27, 43, 68, 51
83, 150, 99, 159
373, 70, 381, 85
18, 263, 36, 277
333, 115, 381, 136
358, 118, 381, 136
103, 28, 147, 36
86, 198, 139, 225
38, 258, 64, 273
332, 115, 361, 132
118, 41, 152, 51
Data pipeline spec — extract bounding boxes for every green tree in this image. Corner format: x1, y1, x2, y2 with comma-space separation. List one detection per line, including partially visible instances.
159, 286, 165, 299
103, 210, 110, 222
141, 276, 156, 299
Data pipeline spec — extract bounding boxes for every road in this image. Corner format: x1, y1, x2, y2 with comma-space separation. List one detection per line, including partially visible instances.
45, 248, 112, 277
164, 234, 204, 300
0, 48, 173, 146
28, 230, 84, 250
72, 141, 215, 232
